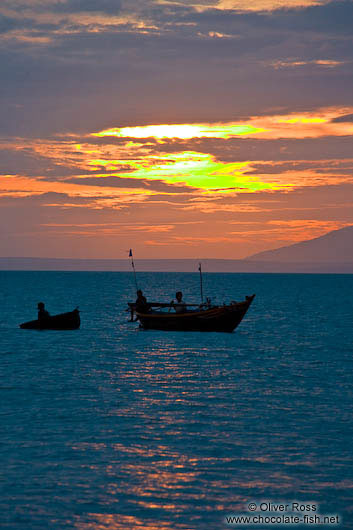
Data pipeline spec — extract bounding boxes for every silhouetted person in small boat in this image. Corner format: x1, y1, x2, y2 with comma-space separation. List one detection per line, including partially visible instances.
37, 302, 50, 321
173, 291, 187, 313
135, 290, 149, 313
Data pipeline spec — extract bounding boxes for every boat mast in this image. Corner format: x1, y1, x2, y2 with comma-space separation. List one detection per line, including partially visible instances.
198, 262, 204, 303
129, 249, 138, 291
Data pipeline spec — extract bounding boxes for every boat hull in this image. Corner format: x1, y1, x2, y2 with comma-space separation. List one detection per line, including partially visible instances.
136, 295, 255, 332
20, 309, 80, 330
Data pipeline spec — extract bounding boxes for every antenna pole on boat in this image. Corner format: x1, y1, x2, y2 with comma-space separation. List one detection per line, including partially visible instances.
198, 262, 204, 303
129, 249, 138, 291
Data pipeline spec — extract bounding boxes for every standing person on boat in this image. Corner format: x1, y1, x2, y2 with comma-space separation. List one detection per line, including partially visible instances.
135, 290, 149, 313
173, 291, 187, 313
37, 302, 50, 321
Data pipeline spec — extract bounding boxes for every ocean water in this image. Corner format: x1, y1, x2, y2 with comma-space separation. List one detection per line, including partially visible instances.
0, 271, 352, 530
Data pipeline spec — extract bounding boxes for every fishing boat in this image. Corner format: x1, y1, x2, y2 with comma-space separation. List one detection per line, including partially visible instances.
20, 308, 80, 330
128, 295, 255, 332
127, 251, 255, 332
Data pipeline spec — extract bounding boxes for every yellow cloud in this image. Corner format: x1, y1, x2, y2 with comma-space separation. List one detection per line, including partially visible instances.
277, 118, 327, 124
100, 151, 279, 192
93, 123, 265, 140
92, 107, 353, 143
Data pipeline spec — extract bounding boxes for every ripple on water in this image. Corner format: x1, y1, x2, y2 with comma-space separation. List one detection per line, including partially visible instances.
0, 272, 352, 529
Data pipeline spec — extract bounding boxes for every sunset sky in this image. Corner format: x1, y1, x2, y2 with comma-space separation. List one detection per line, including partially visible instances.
1, 0, 352, 259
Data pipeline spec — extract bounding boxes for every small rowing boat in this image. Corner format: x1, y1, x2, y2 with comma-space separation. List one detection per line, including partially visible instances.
128, 295, 255, 333
20, 308, 80, 330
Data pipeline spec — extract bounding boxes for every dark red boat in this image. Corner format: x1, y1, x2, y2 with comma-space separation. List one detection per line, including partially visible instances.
20, 308, 80, 330
128, 295, 255, 333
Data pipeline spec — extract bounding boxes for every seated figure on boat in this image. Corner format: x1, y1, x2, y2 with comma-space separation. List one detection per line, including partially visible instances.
135, 290, 149, 313
173, 291, 187, 313
38, 302, 50, 321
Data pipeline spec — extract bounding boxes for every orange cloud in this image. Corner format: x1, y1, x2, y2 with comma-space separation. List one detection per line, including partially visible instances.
270, 59, 345, 69
1, 106, 352, 236
0, 173, 153, 207
157, 0, 329, 12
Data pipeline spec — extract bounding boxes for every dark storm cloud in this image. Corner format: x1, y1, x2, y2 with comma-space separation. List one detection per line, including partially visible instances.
0, 15, 19, 34
191, 183, 353, 215
0, 0, 121, 15
0, 191, 99, 207
0, 14, 56, 35
281, 0, 353, 35
66, 176, 193, 193
0, 0, 352, 137
3, 0, 353, 41
246, 160, 353, 175
141, 136, 353, 163
332, 113, 353, 123
3, 1, 352, 58
193, 0, 353, 35
0, 148, 79, 177
51, 0, 122, 14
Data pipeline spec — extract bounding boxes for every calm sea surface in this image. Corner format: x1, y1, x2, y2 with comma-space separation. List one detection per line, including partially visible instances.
1, 272, 352, 530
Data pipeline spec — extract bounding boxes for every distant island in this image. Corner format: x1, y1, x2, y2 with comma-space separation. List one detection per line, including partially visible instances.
247, 225, 353, 263
0, 226, 352, 273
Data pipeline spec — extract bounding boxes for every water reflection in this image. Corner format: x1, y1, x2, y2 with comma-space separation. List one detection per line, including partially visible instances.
76, 513, 187, 529
1, 272, 352, 529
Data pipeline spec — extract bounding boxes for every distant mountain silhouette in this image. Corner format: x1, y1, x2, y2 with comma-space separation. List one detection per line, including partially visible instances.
1, 227, 352, 273
0, 253, 352, 273
247, 226, 353, 263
